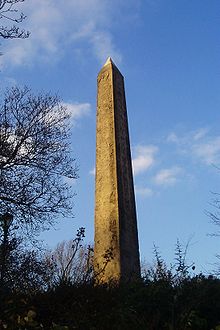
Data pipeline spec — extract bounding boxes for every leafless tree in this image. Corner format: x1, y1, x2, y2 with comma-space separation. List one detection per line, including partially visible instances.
207, 191, 220, 237
0, 86, 78, 234
0, 0, 29, 39
206, 191, 220, 273
48, 228, 94, 285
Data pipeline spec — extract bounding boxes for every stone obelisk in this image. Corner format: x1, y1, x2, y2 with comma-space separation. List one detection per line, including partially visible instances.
94, 58, 140, 282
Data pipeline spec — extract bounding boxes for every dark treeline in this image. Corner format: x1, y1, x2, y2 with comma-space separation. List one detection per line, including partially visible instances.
1, 232, 220, 330
3, 275, 220, 330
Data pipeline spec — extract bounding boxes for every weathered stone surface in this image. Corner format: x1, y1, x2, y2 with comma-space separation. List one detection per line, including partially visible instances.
94, 58, 140, 282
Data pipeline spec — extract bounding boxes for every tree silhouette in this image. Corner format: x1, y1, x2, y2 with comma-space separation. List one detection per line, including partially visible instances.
0, 86, 78, 234
47, 228, 94, 285
0, 0, 29, 39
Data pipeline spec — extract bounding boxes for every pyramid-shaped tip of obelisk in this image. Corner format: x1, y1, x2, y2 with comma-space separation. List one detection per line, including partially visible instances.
103, 57, 115, 67
100, 57, 123, 76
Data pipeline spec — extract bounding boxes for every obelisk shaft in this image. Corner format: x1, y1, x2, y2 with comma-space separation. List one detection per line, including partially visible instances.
94, 58, 140, 282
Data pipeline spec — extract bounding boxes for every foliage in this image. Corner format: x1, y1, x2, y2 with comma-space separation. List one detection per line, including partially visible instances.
145, 240, 195, 286
1, 275, 220, 329
0, 221, 55, 293
47, 227, 94, 286
0, 0, 29, 39
1, 240, 220, 329
0, 86, 78, 234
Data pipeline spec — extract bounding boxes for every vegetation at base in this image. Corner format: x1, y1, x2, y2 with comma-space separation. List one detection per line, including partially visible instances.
1, 233, 220, 330
1, 273, 220, 329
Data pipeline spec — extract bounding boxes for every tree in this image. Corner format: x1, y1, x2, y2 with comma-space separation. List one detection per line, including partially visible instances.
48, 228, 94, 285
207, 191, 220, 237
0, 0, 29, 39
207, 191, 220, 274
0, 86, 78, 234
0, 222, 55, 293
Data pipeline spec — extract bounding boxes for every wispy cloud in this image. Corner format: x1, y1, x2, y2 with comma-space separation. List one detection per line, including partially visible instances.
63, 102, 91, 126
167, 127, 220, 166
193, 128, 209, 141
132, 145, 158, 175
0, 0, 139, 68
135, 186, 153, 197
167, 128, 209, 145
154, 166, 183, 186
193, 137, 220, 165
167, 132, 179, 144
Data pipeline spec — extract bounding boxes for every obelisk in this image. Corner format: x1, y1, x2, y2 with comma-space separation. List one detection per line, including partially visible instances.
94, 58, 140, 282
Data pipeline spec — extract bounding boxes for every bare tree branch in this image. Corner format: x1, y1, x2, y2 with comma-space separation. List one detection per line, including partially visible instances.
47, 228, 94, 285
0, 0, 29, 39
0, 86, 78, 234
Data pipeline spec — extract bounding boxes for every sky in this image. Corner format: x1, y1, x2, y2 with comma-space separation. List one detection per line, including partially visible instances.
1, 0, 220, 273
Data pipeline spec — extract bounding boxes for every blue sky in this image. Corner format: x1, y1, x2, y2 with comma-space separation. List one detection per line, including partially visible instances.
1, 0, 220, 272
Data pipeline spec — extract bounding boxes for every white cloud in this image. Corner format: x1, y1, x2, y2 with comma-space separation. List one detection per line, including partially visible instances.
0, 0, 139, 67
154, 166, 183, 186
62, 102, 91, 126
135, 186, 153, 197
193, 137, 220, 165
167, 128, 209, 145
167, 128, 220, 166
132, 145, 158, 175
90, 31, 122, 64
193, 128, 209, 141
167, 132, 179, 143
